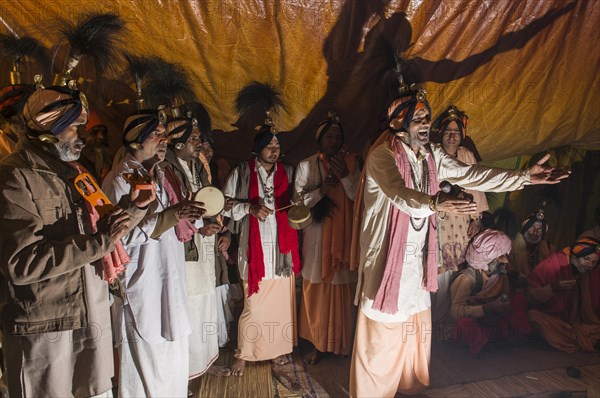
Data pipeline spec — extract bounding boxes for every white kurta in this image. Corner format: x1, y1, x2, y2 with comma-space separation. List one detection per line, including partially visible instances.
223, 160, 296, 361
294, 153, 358, 285
361, 144, 431, 323
102, 153, 191, 397
223, 161, 280, 281
178, 158, 220, 377
357, 141, 530, 324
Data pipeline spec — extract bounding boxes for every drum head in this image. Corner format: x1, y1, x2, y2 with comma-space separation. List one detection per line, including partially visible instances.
287, 205, 312, 230
194, 186, 225, 217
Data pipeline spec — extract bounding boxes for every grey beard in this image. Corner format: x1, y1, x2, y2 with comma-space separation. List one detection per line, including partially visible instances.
488, 260, 507, 274
52, 140, 82, 162
523, 231, 542, 245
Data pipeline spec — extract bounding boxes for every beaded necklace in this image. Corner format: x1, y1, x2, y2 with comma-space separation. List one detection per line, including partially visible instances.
257, 166, 275, 206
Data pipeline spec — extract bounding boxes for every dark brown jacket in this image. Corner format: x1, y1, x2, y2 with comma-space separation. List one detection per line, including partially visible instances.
0, 138, 142, 335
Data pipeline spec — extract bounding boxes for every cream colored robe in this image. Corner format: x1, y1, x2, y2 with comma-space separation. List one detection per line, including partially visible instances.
356, 141, 530, 323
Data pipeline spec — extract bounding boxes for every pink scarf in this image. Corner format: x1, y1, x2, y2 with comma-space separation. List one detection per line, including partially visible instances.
372, 138, 440, 313
162, 165, 198, 242
247, 158, 301, 296
69, 162, 130, 283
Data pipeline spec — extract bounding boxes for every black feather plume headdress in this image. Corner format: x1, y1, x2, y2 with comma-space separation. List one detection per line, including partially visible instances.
0, 33, 50, 85
143, 58, 196, 118
53, 12, 125, 88
124, 54, 159, 111
142, 58, 198, 148
354, 30, 430, 137
234, 81, 284, 131
358, 34, 423, 108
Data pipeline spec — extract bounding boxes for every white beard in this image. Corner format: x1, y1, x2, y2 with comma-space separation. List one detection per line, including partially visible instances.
53, 140, 82, 162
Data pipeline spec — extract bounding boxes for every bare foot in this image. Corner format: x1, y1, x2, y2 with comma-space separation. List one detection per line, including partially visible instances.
271, 354, 290, 365
206, 364, 231, 377
231, 358, 246, 376
304, 348, 322, 365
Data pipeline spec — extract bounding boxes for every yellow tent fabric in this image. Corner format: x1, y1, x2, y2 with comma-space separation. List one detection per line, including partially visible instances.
1, 0, 598, 164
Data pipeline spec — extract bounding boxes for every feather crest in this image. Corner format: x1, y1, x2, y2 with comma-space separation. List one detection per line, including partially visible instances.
59, 12, 125, 76
144, 58, 196, 109
0, 34, 50, 68
235, 81, 284, 117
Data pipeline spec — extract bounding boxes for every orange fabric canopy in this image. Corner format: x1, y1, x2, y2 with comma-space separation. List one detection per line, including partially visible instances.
1, 0, 598, 163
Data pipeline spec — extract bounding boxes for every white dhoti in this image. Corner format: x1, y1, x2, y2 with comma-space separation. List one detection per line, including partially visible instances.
215, 283, 234, 347
186, 234, 220, 378
118, 320, 189, 397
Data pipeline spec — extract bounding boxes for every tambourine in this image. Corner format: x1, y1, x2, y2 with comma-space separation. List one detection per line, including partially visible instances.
194, 186, 225, 217
287, 204, 312, 230
74, 172, 113, 216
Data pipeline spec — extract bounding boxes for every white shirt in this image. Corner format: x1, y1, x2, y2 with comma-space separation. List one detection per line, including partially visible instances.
223, 160, 280, 280
357, 140, 530, 323
361, 143, 431, 322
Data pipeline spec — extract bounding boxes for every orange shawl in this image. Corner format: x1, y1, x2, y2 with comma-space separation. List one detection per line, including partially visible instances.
319, 153, 357, 281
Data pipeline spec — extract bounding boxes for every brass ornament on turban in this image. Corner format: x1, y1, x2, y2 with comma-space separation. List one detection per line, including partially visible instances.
315, 110, 344, 143
0, 33, 50, 119
521, 202, 548, 239
387, 75, 430, 136
431, 105, 469, 144
234, 82, 285, 155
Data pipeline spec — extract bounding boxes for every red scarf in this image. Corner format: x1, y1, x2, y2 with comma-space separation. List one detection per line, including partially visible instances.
247, 158, 300, 296
372, 138, 440, 313
162, 165, 198, 242
69, 162, 130, 283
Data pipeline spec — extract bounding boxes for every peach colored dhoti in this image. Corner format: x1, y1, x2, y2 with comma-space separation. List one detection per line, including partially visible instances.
350, 308, 431, 398
236, 276, 296, 361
